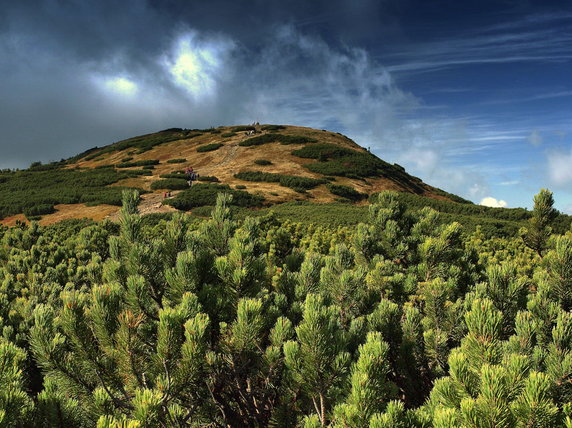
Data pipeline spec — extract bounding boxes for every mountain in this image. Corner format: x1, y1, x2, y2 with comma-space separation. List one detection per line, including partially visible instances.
0, 124, 468, 226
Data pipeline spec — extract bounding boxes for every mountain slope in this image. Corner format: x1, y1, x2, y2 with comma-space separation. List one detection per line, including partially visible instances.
0, 124, 467, 225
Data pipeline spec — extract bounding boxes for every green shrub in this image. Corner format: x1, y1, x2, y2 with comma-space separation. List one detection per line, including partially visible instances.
142, 165, 155, 170
234, 171, 327, 192
239, 133, 317, 147
292, 143, 414, 180
236, 185, 247, 189
291, 143, 357, 160
122, 169, 152, 176
268, 201, 368, 226
116, 160, 159, 168
28, 161, 64, 171
121, 156, 133, 162
2, 185, 572, 427
222, 132, 236, 138
150, 179, 189, 190
190, 205, 214, 216
23, 204, 56, 217
164, 183, 264, 210
197, 143, 223, 152
197, 176, 220, 183
167, 158, 186, 164
254, 159, 272, 166
326, 184, 367, 201
306, 155, 387, 177
261, 124, 285, 131
0, 168, 145, 219
232, 125, 256, 132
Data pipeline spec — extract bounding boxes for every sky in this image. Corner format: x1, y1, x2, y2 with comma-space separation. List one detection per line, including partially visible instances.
0, 0, 571, 211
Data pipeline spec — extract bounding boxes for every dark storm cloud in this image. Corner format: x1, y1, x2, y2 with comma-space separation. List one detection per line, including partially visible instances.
0, 0, 405, 168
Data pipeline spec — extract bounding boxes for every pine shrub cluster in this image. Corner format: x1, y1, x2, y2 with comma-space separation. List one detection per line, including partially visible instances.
197, 143, 223, 153
238, 133, 317, 147
234, 171, 327, 192
0, 189, 570, 427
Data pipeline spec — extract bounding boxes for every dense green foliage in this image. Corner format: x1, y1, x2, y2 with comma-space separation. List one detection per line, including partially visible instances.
166, 158, 186, 164
196, 175, 220, 183
1, 189, 571, 427
234, 171, 327, 192
221, 132, 236, 138
238, 133, 317, 147
0, 167, 144, 220
327, 184, 367, 201
232, 125, 256, 132
521, 189, 559, 256
122, 169, 152, 176
116, 160, 159, 168
291, 143, 359, 160
197, 143, 223, 153
254, 159, 273, 166
291, 144, 424, 190
266, 202, 368, 226
376, 192, 571, 237
183, 199, 540, 235
164, 183, 265, 210
261, 124, 286, 131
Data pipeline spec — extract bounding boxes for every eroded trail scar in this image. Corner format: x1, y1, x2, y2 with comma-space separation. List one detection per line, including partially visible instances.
194, 142, 240, 178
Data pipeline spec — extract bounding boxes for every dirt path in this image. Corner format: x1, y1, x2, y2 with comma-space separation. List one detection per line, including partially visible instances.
199, 143, 240, 177
107, 191, 179, 221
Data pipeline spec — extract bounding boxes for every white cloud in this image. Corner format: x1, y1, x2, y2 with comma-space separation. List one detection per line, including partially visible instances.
105, 77, 138, 95
92, 74, 139, 97
527, 129, 543, 146
480, 197, 508, 208
547, 147, 572, 186
163, 31, 234, 100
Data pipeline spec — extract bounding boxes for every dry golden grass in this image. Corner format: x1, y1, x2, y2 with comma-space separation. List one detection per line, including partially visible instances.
0, 214, 28, 227
39, 204, 119, 225
51, 124, 450, 221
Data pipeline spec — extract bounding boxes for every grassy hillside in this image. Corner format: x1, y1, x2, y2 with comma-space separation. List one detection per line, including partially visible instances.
1, 123, 565, 237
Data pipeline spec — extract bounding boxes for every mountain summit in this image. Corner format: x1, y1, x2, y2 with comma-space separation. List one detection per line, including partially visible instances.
0, 124, 465, 225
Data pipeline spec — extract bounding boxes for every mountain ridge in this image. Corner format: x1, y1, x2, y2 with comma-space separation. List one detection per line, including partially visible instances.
0, 124, 469, 226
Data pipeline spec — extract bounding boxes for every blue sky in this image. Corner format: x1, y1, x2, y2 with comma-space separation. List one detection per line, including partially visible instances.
0, 1, 570, 211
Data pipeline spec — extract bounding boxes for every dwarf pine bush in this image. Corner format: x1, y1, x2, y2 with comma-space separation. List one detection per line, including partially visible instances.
0, 189, 568, 427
